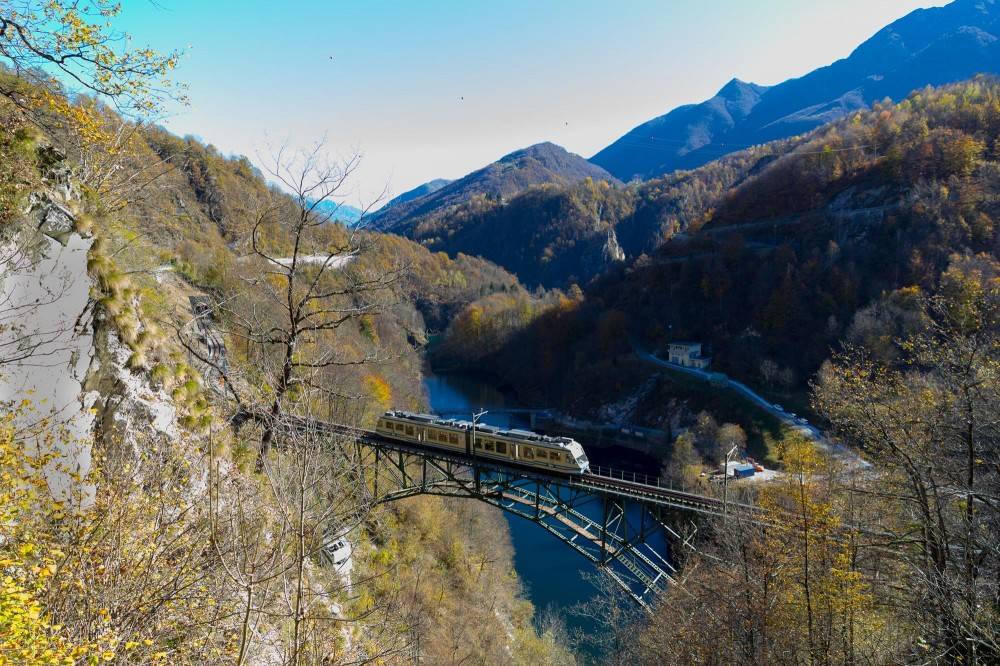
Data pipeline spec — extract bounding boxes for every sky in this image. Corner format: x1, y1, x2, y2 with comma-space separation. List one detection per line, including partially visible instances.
112, 0, 951, 207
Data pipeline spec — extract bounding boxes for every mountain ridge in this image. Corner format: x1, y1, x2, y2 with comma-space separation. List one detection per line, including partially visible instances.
378, 178, 453, 214
370, 141, 618, 234
593, 0, 1000, 180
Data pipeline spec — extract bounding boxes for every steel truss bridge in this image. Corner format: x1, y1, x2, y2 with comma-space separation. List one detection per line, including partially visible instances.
271, 415, 766, 609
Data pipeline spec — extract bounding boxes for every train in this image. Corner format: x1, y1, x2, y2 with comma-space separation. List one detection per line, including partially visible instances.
375, 410, 590, 475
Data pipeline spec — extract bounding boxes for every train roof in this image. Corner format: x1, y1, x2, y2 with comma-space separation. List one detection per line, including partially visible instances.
384, 410, 582, 449
385, 410, 470, 429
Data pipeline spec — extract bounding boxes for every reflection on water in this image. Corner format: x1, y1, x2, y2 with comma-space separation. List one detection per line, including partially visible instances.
422, 373, 520, 425
422, 371, 602, 652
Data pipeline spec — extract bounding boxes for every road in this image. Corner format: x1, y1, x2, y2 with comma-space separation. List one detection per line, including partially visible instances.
233, 252, 357, 269
632, 345, 869, 469
270, 253, 356, 268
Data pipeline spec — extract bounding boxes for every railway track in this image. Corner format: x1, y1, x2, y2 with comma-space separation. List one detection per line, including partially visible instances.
266, 411, 758, 518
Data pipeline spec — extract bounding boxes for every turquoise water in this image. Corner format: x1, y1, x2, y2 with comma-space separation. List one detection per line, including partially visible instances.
422, 373, 602, 648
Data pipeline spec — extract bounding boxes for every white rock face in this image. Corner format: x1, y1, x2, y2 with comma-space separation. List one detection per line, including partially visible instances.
0, 230, 95, 505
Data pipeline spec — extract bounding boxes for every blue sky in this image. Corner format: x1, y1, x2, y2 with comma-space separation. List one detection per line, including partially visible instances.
113, 0, 949, 205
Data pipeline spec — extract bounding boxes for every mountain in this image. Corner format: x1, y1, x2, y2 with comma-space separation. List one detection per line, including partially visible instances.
593, 0, 1000, 180
308, 198, 365, 225
592, 78, 771, 181
455, 77, 1000, 421
400, 178, 633, 289
370, 142, 618, 233
379, 178, 452, 213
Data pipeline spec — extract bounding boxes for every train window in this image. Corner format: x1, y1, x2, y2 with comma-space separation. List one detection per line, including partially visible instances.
395, 423, 404, 431
485, 441, 495, 452
523, 447, 534, 459
496, 442, 507, 454
474, 440, 483, 449
449, 434, 458, 444
405, 426, 413, 436
377, 419, 385, 428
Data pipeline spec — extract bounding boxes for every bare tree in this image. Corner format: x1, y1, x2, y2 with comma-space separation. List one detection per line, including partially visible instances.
173, 142, 417, 662
814, 258, 1000, 663
178, 142, 399, 462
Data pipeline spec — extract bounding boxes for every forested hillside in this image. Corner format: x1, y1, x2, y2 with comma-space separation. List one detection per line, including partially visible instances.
5, 2, 1000, 664
431, 78, 1000, 663
378, 177, 452, 213
371, 141, 616, 234
0, 8, 570, 661
440, 77, 1000, 416
383, 135, 802, 288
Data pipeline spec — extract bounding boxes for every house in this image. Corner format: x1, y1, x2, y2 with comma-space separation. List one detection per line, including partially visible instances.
667, 341, 711, 369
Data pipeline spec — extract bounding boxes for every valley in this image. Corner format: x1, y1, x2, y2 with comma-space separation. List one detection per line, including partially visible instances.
1, 1, 999, 664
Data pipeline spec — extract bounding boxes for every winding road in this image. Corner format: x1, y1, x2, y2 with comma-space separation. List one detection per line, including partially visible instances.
632, 345, 869, 468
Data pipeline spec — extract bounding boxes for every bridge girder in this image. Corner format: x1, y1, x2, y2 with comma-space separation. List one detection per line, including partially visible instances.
354, 441, 680, 608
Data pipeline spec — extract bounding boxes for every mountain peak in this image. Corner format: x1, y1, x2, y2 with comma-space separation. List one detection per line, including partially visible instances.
371, 142, 616, 232
717, 78, 767, 99
593, 0, 1000, 181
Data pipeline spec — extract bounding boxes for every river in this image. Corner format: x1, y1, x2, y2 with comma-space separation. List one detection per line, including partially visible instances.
423, 371, 663, 656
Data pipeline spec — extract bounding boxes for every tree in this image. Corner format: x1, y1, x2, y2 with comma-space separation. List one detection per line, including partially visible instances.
691, 410, 720, 458
182, 142, 397, 467
715, 422, 747, 464
622, 436, 887, 665
0, 1, 183, 119
173, 143, 416, 663
665, 432, 702, 489
814, 254, 1000, 662
758, 436, 876, 666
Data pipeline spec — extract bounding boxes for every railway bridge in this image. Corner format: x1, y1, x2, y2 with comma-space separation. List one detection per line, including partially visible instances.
269, 414, 765, 609
192, 299, 758, 607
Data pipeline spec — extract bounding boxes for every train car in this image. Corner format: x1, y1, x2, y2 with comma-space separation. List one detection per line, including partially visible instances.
376, 411, 468, 453
375, 410, 590, 475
